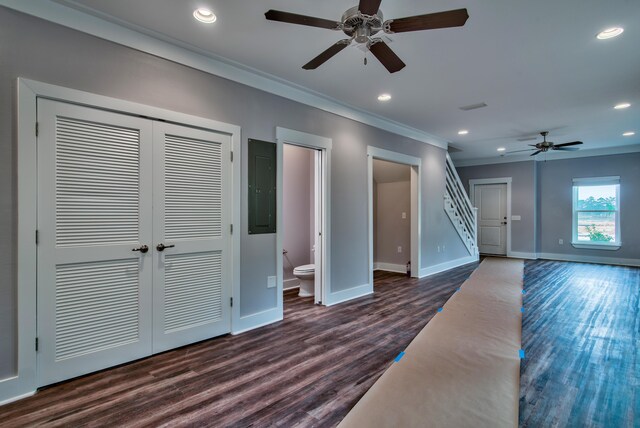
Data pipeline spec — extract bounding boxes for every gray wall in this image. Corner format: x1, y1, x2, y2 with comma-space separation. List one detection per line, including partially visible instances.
375, 181, 411, 266
457, 161, 537, 254
456, 154, 640, 261
282, 145, 313, 282
538, 153, 640, 259
0, 8, 468, 379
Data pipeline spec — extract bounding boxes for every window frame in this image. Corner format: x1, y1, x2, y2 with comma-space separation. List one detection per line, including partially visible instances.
571, 176, 621, 250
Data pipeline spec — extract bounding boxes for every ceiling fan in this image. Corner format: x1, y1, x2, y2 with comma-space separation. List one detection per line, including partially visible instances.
265, 0, 469, 73
504, 132, 583, 156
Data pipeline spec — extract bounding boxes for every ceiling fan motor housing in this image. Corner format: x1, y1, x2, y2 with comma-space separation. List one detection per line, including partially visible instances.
342, 6, 384, 42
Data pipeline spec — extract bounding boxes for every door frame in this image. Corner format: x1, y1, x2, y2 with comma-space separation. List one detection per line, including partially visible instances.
367, 146, 421, 288
469, 177, 512, 257
7, 78, 241, 402
276, 127, 331, 307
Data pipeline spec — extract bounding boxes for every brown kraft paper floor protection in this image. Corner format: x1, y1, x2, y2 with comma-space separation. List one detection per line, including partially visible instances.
338, 257, 524, 428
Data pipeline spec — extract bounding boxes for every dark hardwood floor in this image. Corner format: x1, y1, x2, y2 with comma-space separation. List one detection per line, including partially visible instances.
520, 259, 639, 428
2, 259, 637, 427
0, 265, 477, 427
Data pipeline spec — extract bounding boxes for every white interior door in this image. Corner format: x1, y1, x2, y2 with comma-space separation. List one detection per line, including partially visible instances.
313, 149, 322, 304
151, 122, 232, 353
37, 99, 154, 386
475, 184, 507, 255
37, 100, 233, 385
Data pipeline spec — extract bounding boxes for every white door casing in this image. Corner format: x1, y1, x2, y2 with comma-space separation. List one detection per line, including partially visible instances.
37, 100, 154, 386
475, 184, 507, 255
37, 99, 232, 386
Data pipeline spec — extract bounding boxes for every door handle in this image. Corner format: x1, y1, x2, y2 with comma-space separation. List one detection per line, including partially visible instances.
156, 243, 175, 252
132, 245, 149, 253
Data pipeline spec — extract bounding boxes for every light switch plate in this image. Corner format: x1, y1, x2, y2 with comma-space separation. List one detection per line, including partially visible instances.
402, 212, 407, 219
267, 276, 276, 288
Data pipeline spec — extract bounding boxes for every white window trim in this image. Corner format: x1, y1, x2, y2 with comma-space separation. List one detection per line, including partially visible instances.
571, 177, 621, 250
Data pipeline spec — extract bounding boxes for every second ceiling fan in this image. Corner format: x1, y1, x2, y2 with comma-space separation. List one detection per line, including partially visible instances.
265, 0, 469, 73
504, 132, 584, 156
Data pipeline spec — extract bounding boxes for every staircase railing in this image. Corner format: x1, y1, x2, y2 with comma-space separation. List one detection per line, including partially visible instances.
444, 153, 478, 257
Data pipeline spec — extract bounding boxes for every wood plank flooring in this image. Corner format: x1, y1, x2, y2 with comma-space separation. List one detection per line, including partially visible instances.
520, 259, 639, 428
2, 259, 637, 427
0, 265, 477, 427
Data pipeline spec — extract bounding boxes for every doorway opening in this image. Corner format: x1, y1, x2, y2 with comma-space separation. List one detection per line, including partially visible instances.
282, 144, 321, 303
367, 147, 421, 289
372, 159, 412, 277
276, 127, 331, 312
469, 178, 512, 256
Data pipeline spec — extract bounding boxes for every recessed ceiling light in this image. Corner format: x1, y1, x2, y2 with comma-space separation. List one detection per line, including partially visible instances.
596, 27, 624, 40
622, 131, 635, 137
497, 147, 506, 152
458, 130, 469, 135
193, 8, 217, 23
614, 103, 631, 110
377, 93, 392, 102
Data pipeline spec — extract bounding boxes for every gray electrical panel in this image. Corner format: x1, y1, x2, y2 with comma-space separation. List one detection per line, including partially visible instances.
248, 139, 276, 234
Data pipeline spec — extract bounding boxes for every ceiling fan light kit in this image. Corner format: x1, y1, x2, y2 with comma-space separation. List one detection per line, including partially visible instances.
265, 0, 469, 73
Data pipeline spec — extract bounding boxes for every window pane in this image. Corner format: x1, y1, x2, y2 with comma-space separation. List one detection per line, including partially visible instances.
577, 212, 616, 242
577, 185, 617, 210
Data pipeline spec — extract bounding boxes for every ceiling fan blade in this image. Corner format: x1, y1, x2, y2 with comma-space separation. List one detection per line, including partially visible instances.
369, 41, 406, 73
505, 149, 536, 154
358, 0, 383, 15
530, 150, 542, 156
302, 41, 350, 70
554, 141, 583, 147
386, 8, 469, 33
553, 147, 580, 151
265, 10, 341, 30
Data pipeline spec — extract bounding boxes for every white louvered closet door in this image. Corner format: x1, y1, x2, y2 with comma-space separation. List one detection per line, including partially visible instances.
151, 122, 232, 353
37, 99, 154, 386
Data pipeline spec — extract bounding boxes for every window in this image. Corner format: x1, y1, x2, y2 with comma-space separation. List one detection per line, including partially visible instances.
572, 177, 620, 249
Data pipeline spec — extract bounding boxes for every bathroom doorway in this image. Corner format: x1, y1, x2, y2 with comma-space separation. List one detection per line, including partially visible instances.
276, 128, 331, 310
367, 147, 421, 288
282, 144, 321, 302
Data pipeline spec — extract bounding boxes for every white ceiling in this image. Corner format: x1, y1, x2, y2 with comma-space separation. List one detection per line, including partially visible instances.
44, 0, 640, 162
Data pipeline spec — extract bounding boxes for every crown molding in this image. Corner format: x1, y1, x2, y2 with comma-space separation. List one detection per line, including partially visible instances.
0, 0, 448, 149
451, 144, 640, 167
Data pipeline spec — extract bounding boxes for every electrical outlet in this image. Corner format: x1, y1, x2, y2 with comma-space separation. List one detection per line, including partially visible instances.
402, 212, 406, 219
267, 276, 276, 288
437, 245, 440, 253
397, 246, 402, 253
558, 239, 563, 245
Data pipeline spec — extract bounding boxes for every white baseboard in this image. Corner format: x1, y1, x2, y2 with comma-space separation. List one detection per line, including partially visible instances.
419, 255, 478, 278
231, 307, 282, 335
538, 252, 640, 267
508, 251, 538, 260
373, 262, 407, 274
0, 376, 35, 406
325, 283, 373, 306
283, 278, 299, 290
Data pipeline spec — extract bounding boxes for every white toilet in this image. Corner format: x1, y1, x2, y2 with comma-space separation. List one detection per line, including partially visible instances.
293, 264, 315, 297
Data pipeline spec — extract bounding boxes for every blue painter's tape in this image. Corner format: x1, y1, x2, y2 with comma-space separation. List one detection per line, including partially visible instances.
521, 307, 525, 313
437, 307, 443, 313
519, 349, 525, 359
395, 351, 405, 362
456, 288, 461, 292
522, 289, 527, 295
